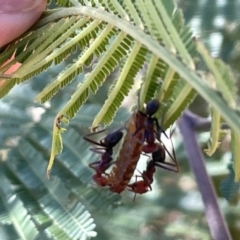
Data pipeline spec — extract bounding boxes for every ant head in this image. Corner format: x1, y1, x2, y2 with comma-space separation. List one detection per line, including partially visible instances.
145, 99, 160, 116
105, 130, 123, 147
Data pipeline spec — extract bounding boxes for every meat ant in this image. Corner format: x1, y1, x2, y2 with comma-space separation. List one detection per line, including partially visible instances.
135, 99, 168, 152
127, 130, 179, 200
83, 128, 123, 186
127, 158, 156, 198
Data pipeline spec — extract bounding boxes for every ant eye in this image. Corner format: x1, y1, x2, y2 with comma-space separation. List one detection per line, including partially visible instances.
146, 99, 160, 116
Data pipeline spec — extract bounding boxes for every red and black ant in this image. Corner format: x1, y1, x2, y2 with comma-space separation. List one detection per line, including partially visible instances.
83, 128, 123, 186
127, 133, 179, 200
135, 99, 168, 153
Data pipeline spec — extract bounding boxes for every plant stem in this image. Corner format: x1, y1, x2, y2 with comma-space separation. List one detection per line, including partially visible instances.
178, 110, 231, 240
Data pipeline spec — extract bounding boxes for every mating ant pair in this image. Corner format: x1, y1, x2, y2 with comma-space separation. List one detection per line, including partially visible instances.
83, 99, 178, 198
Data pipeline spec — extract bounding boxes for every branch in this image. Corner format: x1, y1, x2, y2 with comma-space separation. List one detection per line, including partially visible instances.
178, 110, 231, 240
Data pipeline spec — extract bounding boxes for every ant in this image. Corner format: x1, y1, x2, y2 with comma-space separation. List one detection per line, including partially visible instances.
83, 128, 123, 186
127, 159, 156, 199
127, 133, 179, 200
126, 98, 179, 199
135, 99, 167, 145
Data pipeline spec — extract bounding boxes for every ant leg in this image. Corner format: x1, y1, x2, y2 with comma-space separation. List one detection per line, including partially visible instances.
162, 139, 179, 172
141, 151, 151, 158
89, 147, 109, 154
83, 128, 107, 138
129, 126, 145, 145
132, 125, 143, 137
154, 161, 178, 173
83, 135, 106, 148
132, 174, 139, 201
153, 117, 168, 140
169, 125, 176, 138
89, 161, 100, 169
89, 161, 111, 176
127, 174, 140, 201
84, 127, 123, 147
127, 166, 153, 196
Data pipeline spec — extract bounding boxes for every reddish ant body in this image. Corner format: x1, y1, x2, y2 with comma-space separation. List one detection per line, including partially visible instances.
83, 129, 123, 186
127, 159, 156, 196
127, 135, 179, 200
136, 99, 167, 153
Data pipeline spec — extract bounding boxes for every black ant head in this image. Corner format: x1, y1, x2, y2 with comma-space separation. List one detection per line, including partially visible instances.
146, 99, 160, 116
105, 130, 123, 147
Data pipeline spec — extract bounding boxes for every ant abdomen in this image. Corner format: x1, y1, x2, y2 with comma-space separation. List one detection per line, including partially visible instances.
104, 130, 123, 148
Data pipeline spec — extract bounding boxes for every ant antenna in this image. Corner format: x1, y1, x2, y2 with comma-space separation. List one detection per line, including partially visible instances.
133, 192, 137, 202
169, 124, 176, 138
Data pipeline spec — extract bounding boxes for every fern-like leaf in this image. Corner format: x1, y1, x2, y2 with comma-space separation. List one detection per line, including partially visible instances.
0, 174, 39, 240
1, 0, 240, 176
92, 44, 147, 127
35, 21, 114, 103
39, 178, 97, 239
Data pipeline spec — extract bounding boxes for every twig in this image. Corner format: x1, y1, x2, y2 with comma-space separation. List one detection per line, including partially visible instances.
184, 110, 229, 132
178, 110, 231, 240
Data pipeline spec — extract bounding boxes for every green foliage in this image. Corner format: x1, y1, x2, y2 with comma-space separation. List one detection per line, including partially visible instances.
0, 174, 39, 240
0, 0, 239, 176
0, 80, 214, 240
0, 82, 127, 239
